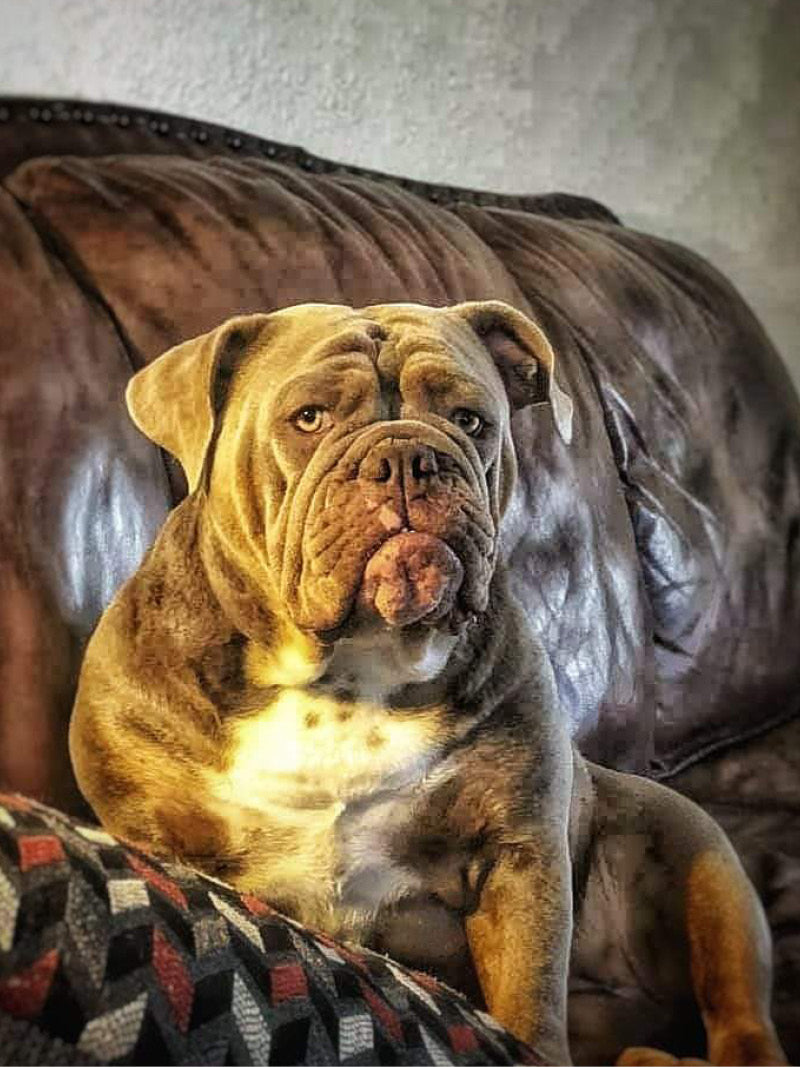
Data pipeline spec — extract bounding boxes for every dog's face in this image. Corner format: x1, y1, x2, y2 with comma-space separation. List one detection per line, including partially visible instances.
127, 302, 572, 637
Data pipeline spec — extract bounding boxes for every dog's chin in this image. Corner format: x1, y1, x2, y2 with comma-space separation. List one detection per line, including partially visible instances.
356, 530, 464, 629
300, 532, 471, 645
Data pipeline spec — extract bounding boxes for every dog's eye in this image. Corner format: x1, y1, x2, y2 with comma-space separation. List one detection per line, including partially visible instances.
292, 406, 328, 433
451, 409, 485, 437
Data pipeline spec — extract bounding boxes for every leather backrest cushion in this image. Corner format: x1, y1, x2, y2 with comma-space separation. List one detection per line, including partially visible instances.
3, 153, 799, 798
455, 203, 800, 771
0, 185, 171, 810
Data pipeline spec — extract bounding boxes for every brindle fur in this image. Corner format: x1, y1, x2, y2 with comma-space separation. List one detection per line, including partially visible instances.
70, 302, 785, 1066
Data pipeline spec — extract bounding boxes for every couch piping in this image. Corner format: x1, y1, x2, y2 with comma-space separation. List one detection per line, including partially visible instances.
0, 96, 622, 223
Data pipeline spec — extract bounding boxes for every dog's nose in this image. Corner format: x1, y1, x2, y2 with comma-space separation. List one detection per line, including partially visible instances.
359, 442, 439, 487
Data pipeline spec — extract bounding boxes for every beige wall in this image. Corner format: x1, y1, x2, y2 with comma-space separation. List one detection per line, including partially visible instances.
2, 0, 798, 388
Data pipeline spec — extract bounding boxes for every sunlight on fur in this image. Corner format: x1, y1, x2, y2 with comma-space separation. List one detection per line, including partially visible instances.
206, 688, 448, 931
216, 688, 444, 805
245, 630, 322, 688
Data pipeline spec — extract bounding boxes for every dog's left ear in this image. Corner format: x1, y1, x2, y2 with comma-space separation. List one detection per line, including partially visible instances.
126, 315, 271, 492
452, 300, 573, 444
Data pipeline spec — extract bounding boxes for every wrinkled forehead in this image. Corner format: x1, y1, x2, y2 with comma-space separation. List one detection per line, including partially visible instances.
363, 303, 502, 387
241, 302, 504, 398
255, 303, 384, 372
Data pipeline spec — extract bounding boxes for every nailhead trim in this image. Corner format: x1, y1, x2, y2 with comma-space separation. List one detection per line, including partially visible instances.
0, 96, 621, 223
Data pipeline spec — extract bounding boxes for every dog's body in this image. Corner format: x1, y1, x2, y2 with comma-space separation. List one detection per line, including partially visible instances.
70, 302, 785, 1065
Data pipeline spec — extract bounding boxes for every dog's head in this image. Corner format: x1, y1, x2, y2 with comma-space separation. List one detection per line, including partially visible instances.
127, 302, 572, 637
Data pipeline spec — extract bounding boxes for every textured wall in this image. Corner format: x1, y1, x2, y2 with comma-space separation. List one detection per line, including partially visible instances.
2, 0, 798, 386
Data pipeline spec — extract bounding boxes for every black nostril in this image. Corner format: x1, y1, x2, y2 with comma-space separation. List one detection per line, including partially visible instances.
411, 450, 438, 481
361, 446, 438, 484
375, 457, 393, 482
359, 452, 396, 483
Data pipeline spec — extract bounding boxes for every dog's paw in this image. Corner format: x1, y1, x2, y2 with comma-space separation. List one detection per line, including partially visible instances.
709, 1028, 787, 1066
615, 1049, 707, 1067
616, 1030, 787, 1067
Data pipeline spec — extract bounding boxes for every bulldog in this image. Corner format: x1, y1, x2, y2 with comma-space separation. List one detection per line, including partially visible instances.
70, 301, 785, 1066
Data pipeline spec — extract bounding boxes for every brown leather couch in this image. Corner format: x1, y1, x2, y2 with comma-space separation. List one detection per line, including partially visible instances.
1, 97, 799, 1060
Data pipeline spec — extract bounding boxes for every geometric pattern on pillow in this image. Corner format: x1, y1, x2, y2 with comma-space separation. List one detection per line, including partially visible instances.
0, 794, 540, 1065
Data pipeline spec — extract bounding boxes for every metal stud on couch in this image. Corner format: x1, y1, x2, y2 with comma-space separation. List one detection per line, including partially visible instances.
0, 98, 798, 1065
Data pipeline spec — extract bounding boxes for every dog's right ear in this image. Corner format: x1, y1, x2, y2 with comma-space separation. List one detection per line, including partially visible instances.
126, 315, 271, 492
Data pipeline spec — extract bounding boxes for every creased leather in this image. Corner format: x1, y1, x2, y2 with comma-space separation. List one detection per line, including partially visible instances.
6, 154, 653, 772
0, 123, 798, 1061
0, 185, 171, 810
455, 204, 800, 773
3, 149, 799, 779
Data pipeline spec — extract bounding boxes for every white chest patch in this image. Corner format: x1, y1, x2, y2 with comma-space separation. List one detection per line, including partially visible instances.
210, 689, 450, 935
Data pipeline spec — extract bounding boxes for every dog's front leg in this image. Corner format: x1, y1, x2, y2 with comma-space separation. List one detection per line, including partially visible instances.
466, 836, 573, 1065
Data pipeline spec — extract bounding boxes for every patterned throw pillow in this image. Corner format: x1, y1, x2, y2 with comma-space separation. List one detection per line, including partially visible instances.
0, 794, 539, 1065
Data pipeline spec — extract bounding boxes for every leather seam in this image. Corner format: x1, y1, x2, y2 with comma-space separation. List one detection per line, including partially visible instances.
0, 95, 621, 222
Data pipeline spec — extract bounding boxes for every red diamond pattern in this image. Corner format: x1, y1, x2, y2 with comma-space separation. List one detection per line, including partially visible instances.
127, 853, 188, 910
240, 892, 274, 917
270, 962, 308, 1002
335, 941, 369, 973
0, 948, 59, 1018
360, 980, 403, 1043
17, 834, 66, 872
152, 926, 193, 1033
0, 794, 539, 1064
448, 1024, 479, 1054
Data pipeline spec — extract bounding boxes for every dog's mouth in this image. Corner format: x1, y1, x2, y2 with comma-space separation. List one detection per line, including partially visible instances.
285, 423, 495, 635
356, 530, 464, 629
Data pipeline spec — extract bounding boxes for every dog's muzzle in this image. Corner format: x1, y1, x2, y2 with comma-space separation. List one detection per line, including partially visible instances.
359, 530, 464, 627
354, 436, 466, 627
287, 421, 493, 634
